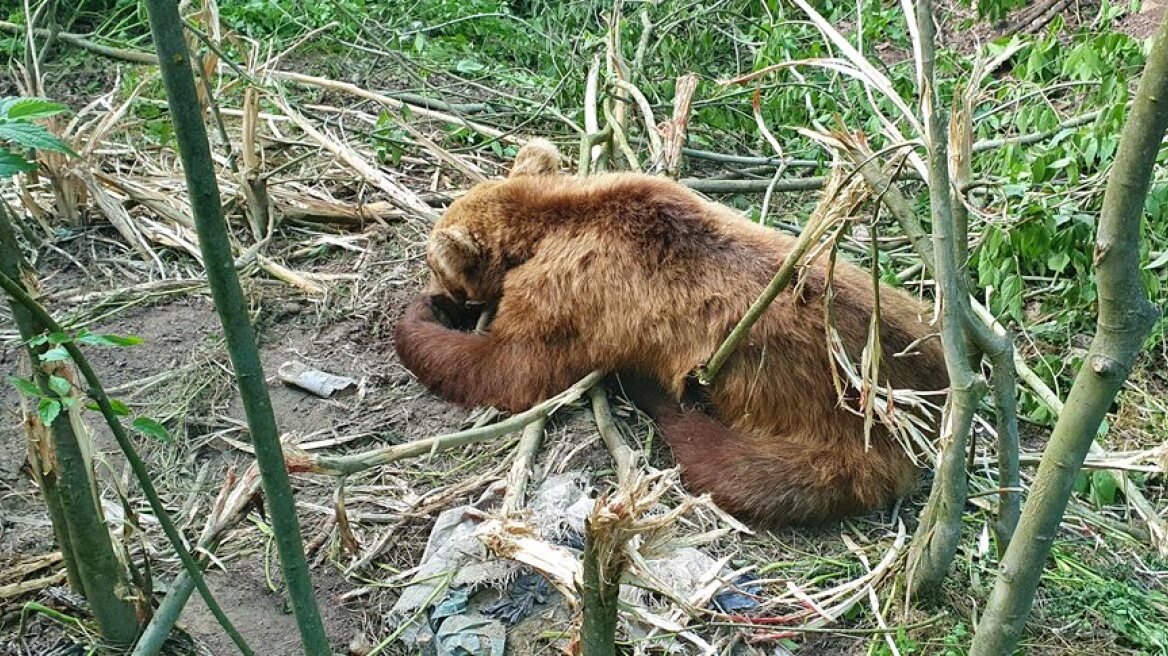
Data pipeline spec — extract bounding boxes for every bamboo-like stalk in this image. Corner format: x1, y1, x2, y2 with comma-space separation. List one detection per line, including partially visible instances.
950, 84, 1020, 551
970, 11, 1165, 654
140, 2, 331, 653
307, 372, 603, 476
696, 173, 849, 386
903, 0, 984, 600
0, 206, 141, 645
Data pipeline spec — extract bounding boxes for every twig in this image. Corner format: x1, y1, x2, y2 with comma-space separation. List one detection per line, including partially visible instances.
833, 132, 1167, 554
302, 372, 604, 476
971, 110, 1101, 153
501, 418, 547, 514
589, 386, 640, 484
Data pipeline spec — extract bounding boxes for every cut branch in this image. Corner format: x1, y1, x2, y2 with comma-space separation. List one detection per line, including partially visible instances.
302, 372, 604, 476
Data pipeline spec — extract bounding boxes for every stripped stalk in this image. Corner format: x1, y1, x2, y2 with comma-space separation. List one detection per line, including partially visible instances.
141, 1, 330, 652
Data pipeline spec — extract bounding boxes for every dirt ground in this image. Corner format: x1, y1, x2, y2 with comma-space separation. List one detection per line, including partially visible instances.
0, 238, 420, 652
0, 231, 716, 655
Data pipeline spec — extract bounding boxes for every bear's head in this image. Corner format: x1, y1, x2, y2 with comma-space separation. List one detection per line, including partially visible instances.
424, 138, 562, 305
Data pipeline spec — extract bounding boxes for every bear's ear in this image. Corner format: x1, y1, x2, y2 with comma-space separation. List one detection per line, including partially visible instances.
509, 138, 561, 178
428, 225, 481, 279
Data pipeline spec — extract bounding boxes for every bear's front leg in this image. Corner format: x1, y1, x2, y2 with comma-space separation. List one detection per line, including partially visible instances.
393, 294, 579, 413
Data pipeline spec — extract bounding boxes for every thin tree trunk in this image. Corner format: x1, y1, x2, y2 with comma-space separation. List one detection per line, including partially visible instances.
970, 11, 1166, 655
904, 0, 983, 600
140, 2, 331, 653
0, 204, 141, 645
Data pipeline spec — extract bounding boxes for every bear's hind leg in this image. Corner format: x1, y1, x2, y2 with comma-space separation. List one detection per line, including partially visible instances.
613, 372, 919, 526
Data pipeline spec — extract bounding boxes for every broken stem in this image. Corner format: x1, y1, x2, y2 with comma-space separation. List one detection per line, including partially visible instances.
308, 372, 604, 476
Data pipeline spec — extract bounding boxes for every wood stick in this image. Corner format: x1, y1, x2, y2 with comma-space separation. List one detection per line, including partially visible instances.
589, 386, 640, 484
303, 372, 604, 476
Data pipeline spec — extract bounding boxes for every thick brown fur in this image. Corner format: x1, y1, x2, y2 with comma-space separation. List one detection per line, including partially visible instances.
394, 140, 949, 527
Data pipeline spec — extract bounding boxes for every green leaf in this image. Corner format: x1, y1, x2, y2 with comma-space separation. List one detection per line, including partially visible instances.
0, 149, 35, 177
1091, 469, 1118, 506
77, 332, 143, 347
46, 331, 71, 344
37, 397, 61, 424
0, 121, 77, 156
1073, 471, 1090, 497
1047, 251, 1071, 273
39, 346, 71, 362
109, 398, 131, 416
0, 97, 69, 121
47, 375, 71, 397
132, 417, 172, 443
8, 375, 41, 397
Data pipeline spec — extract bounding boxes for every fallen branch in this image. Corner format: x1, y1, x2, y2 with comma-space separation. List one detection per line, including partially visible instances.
590, 386, 641, 484
680, 176, 830, 194
0, 20, 158, 64
501, 418, 548, 514
298, 372, 604, 476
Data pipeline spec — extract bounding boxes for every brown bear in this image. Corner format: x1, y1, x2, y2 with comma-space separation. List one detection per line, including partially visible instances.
393, 139, 949, 527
